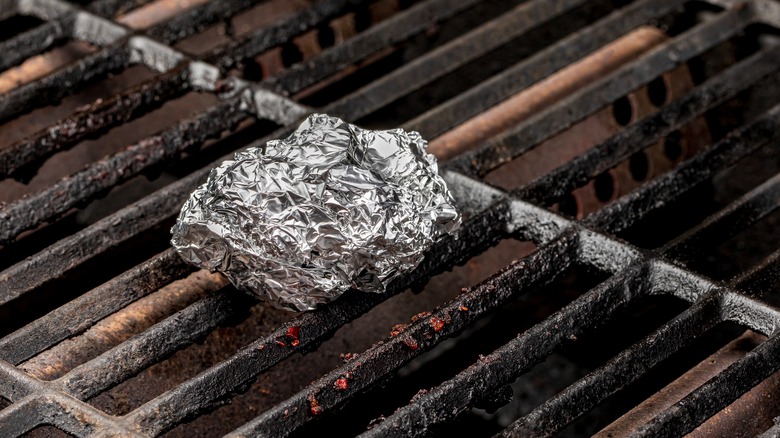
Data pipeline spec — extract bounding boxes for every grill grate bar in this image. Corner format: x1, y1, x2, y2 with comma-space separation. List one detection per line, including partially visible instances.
664, 172, 780, 261
404, 0, 689, 139
445, 4, 754, 177
0, 249, 194, 365
57, 286, 253, 400
0, 12, 74, 72
0, 359, 143, 437
144, 0, 259, 44
0, 64, 191, 179
119, 194, 510, 437
0, 44, 130, 123
732, 249, 780, 297
225, 230, 580, 438
230, 151, 780, 436
0, 159, 205, 306
263, 0, 483, 95
635, 325, 780, 437
360, 260, 656, 438
0, 0, 557, 329
501, 243, 779, 437
0, 97, 252, 245
324, 0, 588, 122
588, 103, 780, 233
500, 293, 722, 437
0, 391, 143, 437
87, 0, 154, 18
515, 46, 780, 207
206, 0, 357, 71
361, 248, 780, 438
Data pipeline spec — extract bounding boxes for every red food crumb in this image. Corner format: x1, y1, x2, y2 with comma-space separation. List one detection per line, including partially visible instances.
429, 316, 445, 332
402, 338, 419, 350
459, 305, 469, 312
309, 396, 323, 415
390, 323, 408, 337
291, 339, 300, 347
286, 326, 300, 340
275, 340, 286, 347
334, 378, 349, 391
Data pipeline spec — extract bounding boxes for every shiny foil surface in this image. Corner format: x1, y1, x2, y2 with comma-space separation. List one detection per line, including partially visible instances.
171, 114, 461, 311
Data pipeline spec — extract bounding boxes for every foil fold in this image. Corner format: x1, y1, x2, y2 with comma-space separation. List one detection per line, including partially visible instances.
171, 114, 460, 311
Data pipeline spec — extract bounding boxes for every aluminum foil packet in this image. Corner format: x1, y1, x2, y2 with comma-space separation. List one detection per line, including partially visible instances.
171, 114, 461, 311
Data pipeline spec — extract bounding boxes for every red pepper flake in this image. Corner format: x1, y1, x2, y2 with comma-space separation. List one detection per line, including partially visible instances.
286, 326, 300, 340
459, 305, 469, 312
275, 340, 286, 347
308, 396, 323, 415
334, 378, 349, 391
402, 338, 419, 350
291, 339, 300, 347
390, 323, 408, 337
429, 316, 445, 332
411, 311, 432, 323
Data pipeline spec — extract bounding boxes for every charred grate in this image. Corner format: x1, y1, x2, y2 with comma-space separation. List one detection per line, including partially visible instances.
0, 0, 779, 437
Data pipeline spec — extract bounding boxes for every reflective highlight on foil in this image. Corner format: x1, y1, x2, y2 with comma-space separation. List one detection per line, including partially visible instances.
171, 114, 460, 311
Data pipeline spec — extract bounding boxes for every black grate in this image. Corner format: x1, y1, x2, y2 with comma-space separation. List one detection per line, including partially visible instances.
0, 0, 779, 436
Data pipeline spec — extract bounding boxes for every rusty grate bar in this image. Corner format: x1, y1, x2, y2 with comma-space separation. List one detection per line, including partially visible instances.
262, 0, 483, 95
0, 65, 191, 179
515, 46, 780, 207
206, 0, 359, 71
0, 249, 194, 364
445, 3, 755, 178
404, 0, 689, 138
324, 0, 590, 122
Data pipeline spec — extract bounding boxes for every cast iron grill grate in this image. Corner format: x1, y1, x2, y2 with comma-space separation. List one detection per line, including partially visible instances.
0, 0, 779, 436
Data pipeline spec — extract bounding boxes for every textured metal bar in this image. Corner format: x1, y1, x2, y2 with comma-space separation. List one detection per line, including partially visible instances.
405, 0, 689, 138
87, 0, 154, 18
634, 324, 780, 437
145, 0, 258, 43
122, 198, 511, 436
207, 0, 357, 70
515, 47, 780, 206
325, 0, 588, 121
265, 0, 482, 95
361, 261, 656, 438
225, 231, 579, 438
444, 4, 755, 177
499, 294, 721, 437
1, 2, 779, 437
0, 44, 130, 123
0, 12, 73, 72
665, 173, 780, 259
0, 249, 194, 365
0, 64, 191, 179
588, 104, 780, 233
57, 286, 252, 399
0, 98, 250, 245
499, 190, 780, 437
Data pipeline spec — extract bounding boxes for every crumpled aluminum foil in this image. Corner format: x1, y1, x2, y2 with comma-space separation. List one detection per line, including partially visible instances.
171, 114, 460, 311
